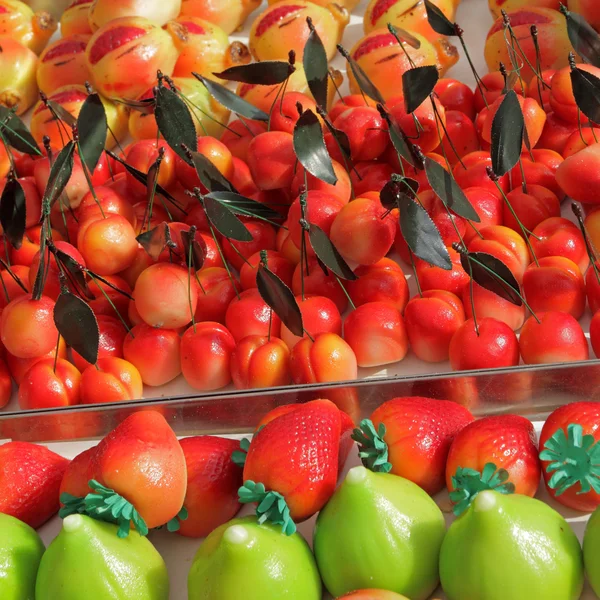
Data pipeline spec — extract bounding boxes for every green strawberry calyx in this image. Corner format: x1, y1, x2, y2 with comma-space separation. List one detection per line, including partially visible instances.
540, 423, 600, 496
166, 506, 189, 533
231, 425, 266, 468
59, 479, 149, 538
351, 419, 392, 473
238, 480, 296, 536
450, 462, 515, 517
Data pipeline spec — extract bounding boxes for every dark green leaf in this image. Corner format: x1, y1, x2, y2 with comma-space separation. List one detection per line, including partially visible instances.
54, 292, 99, 365
146, 152, 161, 207
337, 45, 386, 106
137, 222, 168, 260
570, 66, 600, 123
321, 117, 352, 159
77, 93, 107, 172
562, 5, 600, 68
54, 248, 93, 300
460, 251, 522, 306
0, 107, 41, 155
303, 19, 328, 109
47, 100, 77, 127
490, 90, 524, 177
113, 97, 156, 114
203, 195, 253, 242
193, 73, 269, 122
43, 142, 75, 206
308, 224, 357, 280
380, 177, 419, 209
190, 150, 236, 193
379, 105, 417, 168
293, 110, 337, 185
257, 263, 303, 337
181, 229, 207, 271
206, 191, 281, 221
32, 223, 48, 300
425, 157, 480, 221
424, 0, 456, 36
106, 150, 186, 211
387, 23, 421, 50
0, 179, 26, 249
399, 195, 451, 269
402, 65, 439, 114
214, 61, 293, 85
154, 86, 198, 163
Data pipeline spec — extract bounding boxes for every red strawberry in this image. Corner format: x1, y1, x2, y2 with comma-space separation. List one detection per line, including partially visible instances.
240, 399, 345, 532
539, 401, 600, 512
0, 441, 70, 528
177, 436, 243, 538
445, 414, 541, 497
353, 396, 474, 495
60, 411, 187, 534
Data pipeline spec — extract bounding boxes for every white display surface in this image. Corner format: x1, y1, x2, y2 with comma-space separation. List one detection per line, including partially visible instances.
34, 423, 597, 599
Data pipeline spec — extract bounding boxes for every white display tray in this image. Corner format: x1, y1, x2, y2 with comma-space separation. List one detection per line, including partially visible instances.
4, 0, 596, 415
32, 422, 597, 599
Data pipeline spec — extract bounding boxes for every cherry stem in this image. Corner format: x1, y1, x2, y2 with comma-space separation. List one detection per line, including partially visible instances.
572, 202, 600, 286
488, 170, 539, 266
388, 23, 417, 70
431, 95, 466, 169
455, 25, 488, 108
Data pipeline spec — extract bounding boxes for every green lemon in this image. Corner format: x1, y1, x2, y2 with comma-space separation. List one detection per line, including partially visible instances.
584, 505, 600, 595
35, 514, 169, 600
188, 515, 321, 600
440, 490, 584, 600
0, 513, 45, 600
313, 466, 446, 600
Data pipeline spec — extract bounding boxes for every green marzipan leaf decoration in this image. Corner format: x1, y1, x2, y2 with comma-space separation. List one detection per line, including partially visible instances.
380, 176, 420, 209
570, 66, 600, 124
293, 109, 337, 185
43, 141, 75, 207
257, 260, 304, 337
166, 506, 189, 533
47, 99, 77, 127
231, 437, 252, 467
238, 480, 296, 536
424, 0, 456, 36
337, 44, 386, 106
181, 228, 207, 271
136, 222, 168, 261
190, 150, 236, 193
540, 423, 600, 496
59, 479, 149, 538
206, 191, 281, 222
561, 4, 600, 68
490, 90, 524, 177
77, 93, 107, 172
308, 224, 357, 280
154, 85, 198, 163
106, 150, 186, 211
203, 195, 253, 242
0, 107, 41, 155
459, 250, 523, 306
399, 195, 451, 270
0, 178, 26, 249
425, 157, 480, 221
378, 105, 417, 168
450, 463, 515, 517
54, 291, 99, 365
54, 247, 94, 300
193, 73, 269, 122
402, 65, 439, 114
303, 17, 329, 109
214, 61, 293, 85
351, 419, 392, 473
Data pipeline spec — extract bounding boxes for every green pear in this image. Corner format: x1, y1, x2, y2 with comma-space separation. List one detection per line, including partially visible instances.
35, 514, 169, 600
440, 490, 584, 600
188, 515, 321, 600
584, 505, 600, 595
0, 513, 45, 600
313, 466, 446, 600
